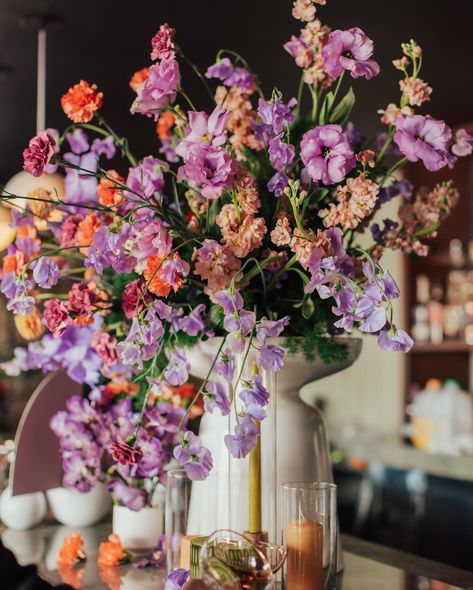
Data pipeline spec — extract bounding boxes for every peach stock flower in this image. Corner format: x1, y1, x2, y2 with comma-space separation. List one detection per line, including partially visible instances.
235, 169, 261, 215
61, 80, 103, 123
270, 216, 292, 246
399, 77, 432, 107
97, 171, 125, 207
215, 86, 262, 154
378, 103, 413, 126
57, 533, 86, 567
290, 228, 332, 269
224, 215, 267, 258
98, 534, 127, 567
192, 239, 241, 292
14, 307, 45, 340
129, 67, 150, 92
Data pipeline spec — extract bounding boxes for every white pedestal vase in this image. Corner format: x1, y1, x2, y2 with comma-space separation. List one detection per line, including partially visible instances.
185, 337, 362, 556
46, 482, 111, 527
0, 486, 47, 530
113, 504, 164, 550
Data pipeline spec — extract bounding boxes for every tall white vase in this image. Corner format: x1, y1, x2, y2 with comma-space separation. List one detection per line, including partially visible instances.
185, 337, 362, 546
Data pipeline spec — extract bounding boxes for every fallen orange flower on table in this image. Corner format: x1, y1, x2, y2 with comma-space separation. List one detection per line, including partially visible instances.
58, 563, 85, 590
57, 532, 87, 567
98, 534, 128, 566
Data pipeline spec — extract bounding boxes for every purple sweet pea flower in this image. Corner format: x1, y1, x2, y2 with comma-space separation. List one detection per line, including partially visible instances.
159, 138, 179, 163
452, 128, 473, 157
301, 124, 355, 184
206, 58, 256, 93
161, 255, 190, 285
214, 348, 235, 381
164, 348, 190, 386
346, 121, 364, 148
0, 347, 29, 376
85, 225, 137, 275
0, 273, 35, 316
91, 136, 116, 159
257, 96, 297, 136
164, 568, 190, 590
63, 152, 98, 203
206, 58, 234, 81
204, 380, 231, 416
177, 144, 238, 200
31, 257, 60, 289
268, 135, 295, 172
378, 326, 413, 352
126, 156, 167, 199
256, 316, 290, 341
66, 128, 89, 154
323, 27, 380, 80
176, 105, 229, 160
174, 431, 213, 480
214, 289, 244, 314
106, 479, 149, 511
239, 375, 270, 421
224, 416, 259, 459
258, 343, 286, 372
175, 304, 206, 336
393, 114, 452, 172
267, 172, 289, 197
131, 58, 181, 119
117, 313, 164, 370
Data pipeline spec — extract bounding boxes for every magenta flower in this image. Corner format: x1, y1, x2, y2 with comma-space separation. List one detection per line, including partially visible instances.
151, 23, 176, 61
301, 124, 355, 184
121, 279, 152, 319
131, 59, 180, 120
176, 105, 229, 160
257, 96, 297, 136
43, 299, 72, 337
224, 416, 259, 458
394, 114, 452, 172
177, 144, 238, 200
22, 131, 56, 177
174, 431, 213, 480
323, 27, 380, 80
109, 436, 144, 465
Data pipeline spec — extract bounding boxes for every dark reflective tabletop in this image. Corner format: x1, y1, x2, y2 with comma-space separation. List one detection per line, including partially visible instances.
1, 524, 472, 589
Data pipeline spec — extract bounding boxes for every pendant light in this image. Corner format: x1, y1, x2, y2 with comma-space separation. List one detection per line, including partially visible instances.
1, 15, 65, 250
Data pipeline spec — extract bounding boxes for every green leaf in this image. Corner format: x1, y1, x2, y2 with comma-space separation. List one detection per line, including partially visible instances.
319, 91, 334, 125
329, 87, 355, 126
302, 297, 315, 319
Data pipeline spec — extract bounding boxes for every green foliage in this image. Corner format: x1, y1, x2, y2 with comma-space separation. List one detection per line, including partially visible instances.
329, 87, 356, 126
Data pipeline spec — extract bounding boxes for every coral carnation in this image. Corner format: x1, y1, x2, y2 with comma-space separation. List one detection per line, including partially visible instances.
98, 534, 127, 567
129, 67, 150, 92
97, 170, 125, 207
61, 80, 103, 123
57, 533, 86, 567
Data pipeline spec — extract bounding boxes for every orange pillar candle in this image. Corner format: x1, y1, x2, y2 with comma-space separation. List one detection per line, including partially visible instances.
286, 519, 323, 590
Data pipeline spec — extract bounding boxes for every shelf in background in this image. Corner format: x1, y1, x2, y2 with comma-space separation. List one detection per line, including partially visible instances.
412, 341, 473, 353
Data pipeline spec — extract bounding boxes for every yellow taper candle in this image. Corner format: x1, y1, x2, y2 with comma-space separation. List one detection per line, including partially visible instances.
248, 362, 262, 533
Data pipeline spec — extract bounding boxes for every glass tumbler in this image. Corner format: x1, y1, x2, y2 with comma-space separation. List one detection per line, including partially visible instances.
165, 468, 191, 571
281, 482, 337, 590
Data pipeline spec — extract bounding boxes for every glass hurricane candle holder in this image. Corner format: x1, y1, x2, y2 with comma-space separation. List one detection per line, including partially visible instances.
281, 482, 337, 590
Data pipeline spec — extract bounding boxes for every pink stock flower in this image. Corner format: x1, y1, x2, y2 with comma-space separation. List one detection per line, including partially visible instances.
192, 239, 241, 292
175, 105, 229, 160
322, 27, 380, 80
43, 299, 72, 338
131, 59, 180, 120
22, 132, 56, 177
399, 77, 432, 107
151, 23, 176, 61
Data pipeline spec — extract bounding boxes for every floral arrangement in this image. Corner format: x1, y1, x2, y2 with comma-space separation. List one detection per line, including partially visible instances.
1, 0, 470, 485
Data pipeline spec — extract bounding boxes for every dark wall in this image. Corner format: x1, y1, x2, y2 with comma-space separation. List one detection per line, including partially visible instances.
0, 0, 472, 180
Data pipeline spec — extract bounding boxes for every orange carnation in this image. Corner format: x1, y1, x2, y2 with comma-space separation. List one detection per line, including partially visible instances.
99, 565, 123, 590
98, 534, 127, 567
3, 251, 27, 275
14, 307, 45, 340
57, 533, 86, 567
61, 80, 103, 123
76, 212, 101, 253
129, 67, 150, 92
156, 111, 175, 140
104, 380, 140, 399
98, 171, 125, 207
143, 253, 184, 297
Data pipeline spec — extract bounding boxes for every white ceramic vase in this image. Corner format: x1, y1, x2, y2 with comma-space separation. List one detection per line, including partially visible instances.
113, 504, 164, 550
185, 336, 362, 544
46, 483, 111, 527
0, 487, 47, 530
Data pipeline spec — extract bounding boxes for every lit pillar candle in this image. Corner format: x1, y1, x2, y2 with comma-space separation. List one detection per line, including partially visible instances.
286, 519, 323, 590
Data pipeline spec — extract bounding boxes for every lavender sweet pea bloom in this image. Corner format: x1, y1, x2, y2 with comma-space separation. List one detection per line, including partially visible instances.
206, 58, 256, 93
378, 326, 413, 352
268, 135, 295, 172
126, 156, 167, 199
106, 479, 149, 511
239, 375, 270, 421
393, 114, 452, 172
174, 431, 213, 480
0, 273, 35, 316
85, 225, 137, 275
63, 152, 98, 204
204, 380, 231, 416
257, 97, 297, 136
31, 257, 60, 289
267, 172, 288, 196
300, 125, 355, 184
256, 316, 290, 341
131, 58, 181, 119
91, 136, 116, 159
164, 569, 190, 590
258, 343, 286, 372
206, 58, 234, 81
164, 348, 190, 386
214, 348, 235, 381
175, 304, 206, 336
323, 27, 380, 80
224, 416, 259, 458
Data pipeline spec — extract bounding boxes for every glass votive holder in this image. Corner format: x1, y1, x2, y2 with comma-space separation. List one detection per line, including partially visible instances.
281, 482, 337, 590
165, 468, 191, 572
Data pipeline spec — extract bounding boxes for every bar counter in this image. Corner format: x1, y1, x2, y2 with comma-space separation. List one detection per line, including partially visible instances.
2, 523, 472, 589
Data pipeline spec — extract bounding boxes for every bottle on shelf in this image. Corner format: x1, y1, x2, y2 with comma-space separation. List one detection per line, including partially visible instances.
427, 282, 445, 345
